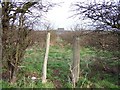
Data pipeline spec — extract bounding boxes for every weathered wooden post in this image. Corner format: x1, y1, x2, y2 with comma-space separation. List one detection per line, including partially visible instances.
42, 32, 50, 83
71, 36, 80, 87
0, 2, 2, 80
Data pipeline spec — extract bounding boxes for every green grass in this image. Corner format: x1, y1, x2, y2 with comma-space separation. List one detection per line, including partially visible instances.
2, 44, 120, 88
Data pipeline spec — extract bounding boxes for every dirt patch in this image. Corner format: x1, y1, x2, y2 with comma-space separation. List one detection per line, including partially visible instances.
2, 71, 10, 81
52, 69, 63, 88
53, 80, 63, 88
53, 69, 60, 76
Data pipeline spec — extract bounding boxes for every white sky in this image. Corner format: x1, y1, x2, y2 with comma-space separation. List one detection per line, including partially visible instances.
46, 0, 82, 29
45, 0, 118, 30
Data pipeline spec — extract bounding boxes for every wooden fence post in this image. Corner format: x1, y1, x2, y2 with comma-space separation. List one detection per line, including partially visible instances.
42, 32, 50, 83
0, 3, 2, 80
71, 36, 80, 87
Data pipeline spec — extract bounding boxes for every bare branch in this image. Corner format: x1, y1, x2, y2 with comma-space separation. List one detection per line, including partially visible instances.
73, 0, 120, 30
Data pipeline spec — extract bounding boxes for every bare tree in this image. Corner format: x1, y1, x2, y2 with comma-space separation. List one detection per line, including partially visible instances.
2, 0, 56, 83
73, 0, 120, 51
73, 0, 120, 30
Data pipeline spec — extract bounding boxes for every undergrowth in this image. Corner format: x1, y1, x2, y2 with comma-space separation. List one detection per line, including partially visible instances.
2, 44, 120, 88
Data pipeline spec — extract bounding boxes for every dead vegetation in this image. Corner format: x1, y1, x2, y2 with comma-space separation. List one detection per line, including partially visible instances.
29, 30, 120, 52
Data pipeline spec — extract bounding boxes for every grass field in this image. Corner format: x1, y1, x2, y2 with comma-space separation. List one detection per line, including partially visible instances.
1, 44, 120, 88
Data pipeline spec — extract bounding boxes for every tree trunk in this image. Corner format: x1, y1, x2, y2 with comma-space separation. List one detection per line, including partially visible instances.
10, 44, 19, 84
72, 36, 80, 87
2, 1, 11, 81
42, 32, 50, 83
117, 32, 120, 59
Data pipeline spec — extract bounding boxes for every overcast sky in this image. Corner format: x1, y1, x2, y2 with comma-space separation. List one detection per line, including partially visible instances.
46, 0, 85, 30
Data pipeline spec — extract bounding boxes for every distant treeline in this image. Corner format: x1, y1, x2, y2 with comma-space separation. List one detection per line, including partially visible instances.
29, 30, 119, 51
